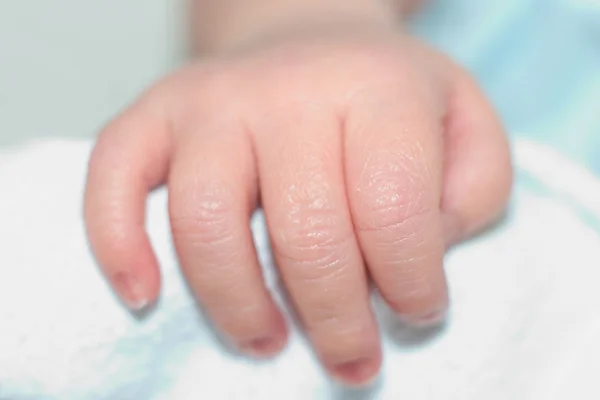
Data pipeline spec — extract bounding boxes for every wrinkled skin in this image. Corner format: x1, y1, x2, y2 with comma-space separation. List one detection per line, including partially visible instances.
85, 31, 511, 386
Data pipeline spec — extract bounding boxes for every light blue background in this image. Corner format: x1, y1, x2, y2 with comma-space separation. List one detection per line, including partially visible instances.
414, 0, 600, 173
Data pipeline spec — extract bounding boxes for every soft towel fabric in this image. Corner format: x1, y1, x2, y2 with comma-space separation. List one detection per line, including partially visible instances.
1, 139, 600, 399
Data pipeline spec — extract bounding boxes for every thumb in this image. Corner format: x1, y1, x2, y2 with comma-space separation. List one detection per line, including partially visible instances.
441, 65, 513, 246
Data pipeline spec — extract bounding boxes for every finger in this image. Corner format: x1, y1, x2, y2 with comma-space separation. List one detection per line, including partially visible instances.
253, 107, 381, 386
85, 93, 171, 310
441, 66, 513, 246
345, 88, 448, 324
169, 128, 287, 358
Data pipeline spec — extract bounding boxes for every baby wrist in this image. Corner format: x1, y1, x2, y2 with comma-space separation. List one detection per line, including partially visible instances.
193, 0, 400, 55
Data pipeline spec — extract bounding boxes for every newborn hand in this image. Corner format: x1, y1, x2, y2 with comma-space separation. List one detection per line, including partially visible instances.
85, 31, 511, 386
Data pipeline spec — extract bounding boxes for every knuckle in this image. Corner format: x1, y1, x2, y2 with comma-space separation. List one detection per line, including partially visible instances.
169, 183, 237, 245
356, 171, 434, 234
275, 212, 352, 266
352, 139, 437, 234
281, 213, 342, 249
272, 143, 351, 261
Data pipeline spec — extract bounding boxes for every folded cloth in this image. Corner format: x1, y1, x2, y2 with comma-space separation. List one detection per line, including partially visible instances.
1, 139, 600, 400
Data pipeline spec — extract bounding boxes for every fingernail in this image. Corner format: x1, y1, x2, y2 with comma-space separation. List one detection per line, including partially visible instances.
240, 336, 285, 358
331, 358, 379, 386
113, 272, 149, 310
398, 307, 448, 328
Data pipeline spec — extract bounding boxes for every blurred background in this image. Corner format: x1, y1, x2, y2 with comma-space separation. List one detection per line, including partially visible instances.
1, 0, 599, 171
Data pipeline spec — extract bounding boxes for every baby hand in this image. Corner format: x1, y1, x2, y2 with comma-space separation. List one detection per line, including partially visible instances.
85, 30, 511, 386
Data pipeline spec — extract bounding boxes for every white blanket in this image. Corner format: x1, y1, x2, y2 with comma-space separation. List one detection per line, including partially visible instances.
1, 139, 600, 400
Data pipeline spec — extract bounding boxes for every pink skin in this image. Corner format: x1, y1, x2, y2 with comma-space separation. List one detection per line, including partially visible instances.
84, 32, 511, 387
399, 0, 425, 16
